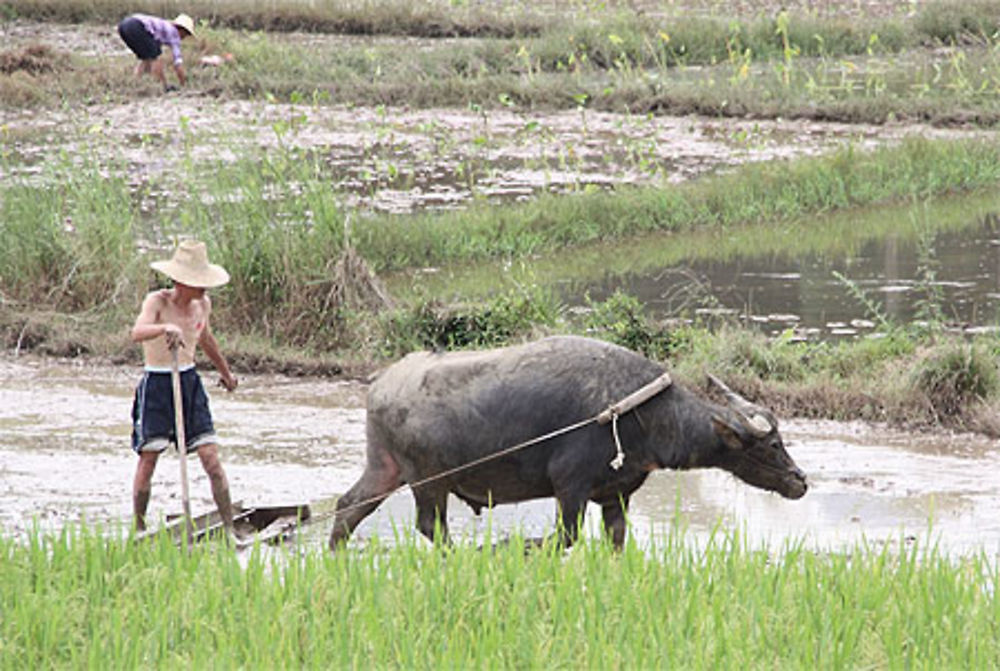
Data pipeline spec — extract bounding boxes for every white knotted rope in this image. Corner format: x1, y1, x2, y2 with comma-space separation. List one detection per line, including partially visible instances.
609, 412, 625, 470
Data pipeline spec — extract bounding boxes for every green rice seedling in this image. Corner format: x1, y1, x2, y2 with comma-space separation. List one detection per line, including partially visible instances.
3, 13, 995, 124
2, 522, 999, 668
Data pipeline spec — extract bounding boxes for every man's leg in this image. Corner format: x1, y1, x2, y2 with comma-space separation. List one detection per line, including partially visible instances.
132, 451, 160, 531
196, 444, 234, 530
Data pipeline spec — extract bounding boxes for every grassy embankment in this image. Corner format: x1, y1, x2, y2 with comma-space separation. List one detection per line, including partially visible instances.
4, 136, 1000, 348
4, 135, 1000, 432
5, 1, 1000, 124
1, 524, 998, 668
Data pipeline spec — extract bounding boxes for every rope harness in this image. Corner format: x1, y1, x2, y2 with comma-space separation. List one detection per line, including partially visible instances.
313, 372, 673, 525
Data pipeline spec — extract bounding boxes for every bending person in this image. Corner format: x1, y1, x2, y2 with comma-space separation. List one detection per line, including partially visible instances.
117, 13, 195, 92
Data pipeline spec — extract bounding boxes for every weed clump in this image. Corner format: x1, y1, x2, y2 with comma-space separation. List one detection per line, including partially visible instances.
0, 44, 62, 74
912, 343, 999, 421
914, 0, 1000, 43
378, 285, 559, 355
580, 291, 679, 362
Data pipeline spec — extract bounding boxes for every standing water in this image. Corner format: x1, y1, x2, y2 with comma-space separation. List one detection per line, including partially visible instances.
397, 189, 1000, 340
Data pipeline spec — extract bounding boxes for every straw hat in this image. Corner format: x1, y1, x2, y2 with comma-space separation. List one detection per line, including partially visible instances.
151, 240, 229, 288
172, 13, 195, 37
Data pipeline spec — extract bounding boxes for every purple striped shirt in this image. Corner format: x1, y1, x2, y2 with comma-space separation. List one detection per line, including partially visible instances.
135, 14, 184, 65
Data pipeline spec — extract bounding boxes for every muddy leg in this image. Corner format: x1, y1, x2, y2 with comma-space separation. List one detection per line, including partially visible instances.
329, 449, 401, 551
413, 487, 450, 545
196, 444, 234, 531
601, 496, 630, 551
132, 451, 160, 532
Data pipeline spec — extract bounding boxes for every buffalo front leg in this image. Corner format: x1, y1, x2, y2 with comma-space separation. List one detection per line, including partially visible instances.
601, 496, 630, 550
551, 487, 589, 549
413, 486, 450, 545
329, 449, 401, 551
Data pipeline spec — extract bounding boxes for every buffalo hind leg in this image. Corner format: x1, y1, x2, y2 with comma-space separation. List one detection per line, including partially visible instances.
329, 448, 401, 551
413, 486, 450, 545
601, 496, 630, 550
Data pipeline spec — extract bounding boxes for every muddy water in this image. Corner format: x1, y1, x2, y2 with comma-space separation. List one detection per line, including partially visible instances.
585, 204, 1000, 339
2, 355, 999, 557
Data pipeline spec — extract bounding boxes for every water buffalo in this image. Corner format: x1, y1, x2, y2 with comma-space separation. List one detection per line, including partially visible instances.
329, 335, 806, 550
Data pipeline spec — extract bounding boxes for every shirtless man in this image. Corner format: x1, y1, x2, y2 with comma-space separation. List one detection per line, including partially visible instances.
130, 240, 237, 532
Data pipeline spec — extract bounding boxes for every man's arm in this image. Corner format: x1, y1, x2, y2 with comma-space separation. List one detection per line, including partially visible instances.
131, 292, 183, 349
199, 323, 238, 391
173, 62, 187, 86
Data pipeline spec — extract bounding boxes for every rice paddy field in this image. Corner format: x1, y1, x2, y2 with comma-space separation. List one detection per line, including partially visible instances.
1, 525, 998, 668
4, 0, 1000, 667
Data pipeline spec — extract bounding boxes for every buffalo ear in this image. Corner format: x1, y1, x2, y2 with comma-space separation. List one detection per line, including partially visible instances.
711, 414, 745, 451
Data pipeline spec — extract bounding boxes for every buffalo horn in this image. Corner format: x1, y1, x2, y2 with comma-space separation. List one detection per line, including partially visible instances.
707, 373, 773, 437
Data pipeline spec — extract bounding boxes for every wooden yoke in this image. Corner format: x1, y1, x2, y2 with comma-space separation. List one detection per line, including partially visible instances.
596, 372, 673, 425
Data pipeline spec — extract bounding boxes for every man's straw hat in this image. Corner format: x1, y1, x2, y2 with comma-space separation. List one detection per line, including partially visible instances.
151, 240, 229, 288
173, 13, 195, 37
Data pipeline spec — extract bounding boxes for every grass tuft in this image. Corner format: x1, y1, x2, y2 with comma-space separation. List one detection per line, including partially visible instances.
912, 342, 1000, 421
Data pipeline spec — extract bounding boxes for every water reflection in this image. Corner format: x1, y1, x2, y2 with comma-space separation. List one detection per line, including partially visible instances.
596, 211, 1000, 338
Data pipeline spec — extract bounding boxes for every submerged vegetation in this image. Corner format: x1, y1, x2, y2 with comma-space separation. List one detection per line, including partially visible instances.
1, 524, 998, 668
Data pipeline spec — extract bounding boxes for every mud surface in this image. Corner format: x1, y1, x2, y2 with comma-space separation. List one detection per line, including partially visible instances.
2, 355, 998, 556
2, 95, 978, 215
1, 22, 983, 215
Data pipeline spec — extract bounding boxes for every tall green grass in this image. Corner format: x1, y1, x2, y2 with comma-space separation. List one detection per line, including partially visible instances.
1, 524, 997, 668
0, 158, 141, 310
4, 137, 1000, 337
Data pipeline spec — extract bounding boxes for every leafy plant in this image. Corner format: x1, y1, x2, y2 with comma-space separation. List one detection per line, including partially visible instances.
582, 290, 677, 361
379, 284, 560, 355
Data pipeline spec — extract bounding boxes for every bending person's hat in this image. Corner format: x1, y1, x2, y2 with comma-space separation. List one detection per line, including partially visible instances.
151, 240, 229, 288
173, 13, 195, 37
